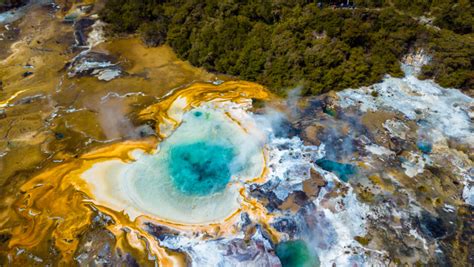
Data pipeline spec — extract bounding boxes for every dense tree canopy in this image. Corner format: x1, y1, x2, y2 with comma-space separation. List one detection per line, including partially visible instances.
100, 0, 473, 95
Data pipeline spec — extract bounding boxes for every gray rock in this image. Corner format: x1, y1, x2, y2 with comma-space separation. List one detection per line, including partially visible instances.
68, 51, 122, 81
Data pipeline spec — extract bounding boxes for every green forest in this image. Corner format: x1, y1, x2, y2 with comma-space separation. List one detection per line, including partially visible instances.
100, 0, 473, 95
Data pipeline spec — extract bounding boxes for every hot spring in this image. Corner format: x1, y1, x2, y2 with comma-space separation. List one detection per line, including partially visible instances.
168, 141, 235, 196
82, 105, 266, 224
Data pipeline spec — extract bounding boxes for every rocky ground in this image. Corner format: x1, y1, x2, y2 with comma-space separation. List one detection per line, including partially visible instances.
288, 63, 473, 265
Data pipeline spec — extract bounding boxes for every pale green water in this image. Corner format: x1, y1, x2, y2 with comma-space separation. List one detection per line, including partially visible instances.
276, 240, 320, 267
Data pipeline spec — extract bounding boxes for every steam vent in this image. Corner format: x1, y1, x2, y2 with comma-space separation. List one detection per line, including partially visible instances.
0, 1, 473, 266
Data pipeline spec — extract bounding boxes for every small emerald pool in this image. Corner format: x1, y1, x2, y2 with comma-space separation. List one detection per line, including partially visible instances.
276, 240, 320, 267
169, 142, 235, 196
416, 141, 432, 154
315, 158, 357, 182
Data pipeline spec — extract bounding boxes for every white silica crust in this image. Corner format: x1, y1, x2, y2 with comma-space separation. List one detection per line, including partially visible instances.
338, 65, 473, 146
337, 65, 474, 205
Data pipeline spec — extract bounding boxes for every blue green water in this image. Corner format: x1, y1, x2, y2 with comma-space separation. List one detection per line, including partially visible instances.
168, 142, 235, 196
193, 111, 203, 117
315, 158, 356, 182
276, 240, 320, 267
322, 106, 337, 117
416, 141, 432, 154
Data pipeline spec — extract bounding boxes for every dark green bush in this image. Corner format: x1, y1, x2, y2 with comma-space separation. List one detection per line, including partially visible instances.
0, 0, 27, 12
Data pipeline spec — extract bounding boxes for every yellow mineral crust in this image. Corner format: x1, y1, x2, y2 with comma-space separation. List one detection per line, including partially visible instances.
138, 81, 269, 138
0, 89, 28, 108
4, 81, 275, 266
